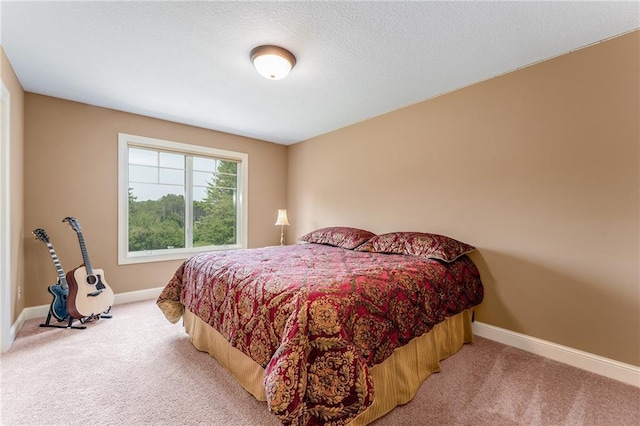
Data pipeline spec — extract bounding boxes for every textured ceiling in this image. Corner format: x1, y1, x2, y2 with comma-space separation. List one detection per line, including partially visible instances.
1, 1, 638, 145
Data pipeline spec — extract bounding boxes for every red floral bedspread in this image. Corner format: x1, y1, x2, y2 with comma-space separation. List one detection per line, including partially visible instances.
157, 243, 483, 425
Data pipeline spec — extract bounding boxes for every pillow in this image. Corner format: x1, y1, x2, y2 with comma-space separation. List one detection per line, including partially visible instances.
355, 231, 475, 262
298, 226, 376, 250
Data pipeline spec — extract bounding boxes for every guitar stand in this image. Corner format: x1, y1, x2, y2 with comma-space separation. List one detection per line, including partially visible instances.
40, 306, 113, 329
78, 306, 113, 324
39, 310, 87, 330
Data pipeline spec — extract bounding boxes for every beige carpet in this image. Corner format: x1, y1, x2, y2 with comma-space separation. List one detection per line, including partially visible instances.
1, 300, 638, 425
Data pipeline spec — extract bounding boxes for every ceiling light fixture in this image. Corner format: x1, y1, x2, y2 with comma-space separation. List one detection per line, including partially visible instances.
250, 45, 296, 80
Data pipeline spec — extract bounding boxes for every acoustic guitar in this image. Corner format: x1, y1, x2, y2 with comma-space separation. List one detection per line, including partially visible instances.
32, 228, 69, 321
62, 216, 114, 318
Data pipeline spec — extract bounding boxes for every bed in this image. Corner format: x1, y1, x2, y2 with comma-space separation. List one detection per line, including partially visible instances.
157, 227, 484, 425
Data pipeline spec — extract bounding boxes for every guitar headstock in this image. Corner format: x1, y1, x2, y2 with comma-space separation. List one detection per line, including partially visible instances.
32, 228, 50, 244
63, 216, 82, 234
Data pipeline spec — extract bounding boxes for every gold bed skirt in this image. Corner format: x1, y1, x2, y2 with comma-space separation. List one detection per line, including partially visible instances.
183, 308, 474, 425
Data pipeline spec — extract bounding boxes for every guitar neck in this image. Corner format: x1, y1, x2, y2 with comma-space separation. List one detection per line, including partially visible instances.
75, 231, 93, 275
45, 242, 68, 289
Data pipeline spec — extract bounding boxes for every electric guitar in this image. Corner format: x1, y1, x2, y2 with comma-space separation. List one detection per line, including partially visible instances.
32, 228, 69, 321
63, 216, 114, 318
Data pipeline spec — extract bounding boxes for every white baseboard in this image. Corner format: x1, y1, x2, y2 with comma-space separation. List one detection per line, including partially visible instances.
11, 287, 164, 341
473, 321, 640, 388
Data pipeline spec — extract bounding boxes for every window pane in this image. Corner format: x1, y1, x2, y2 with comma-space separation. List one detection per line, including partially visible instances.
159, 167, 184, 185
193, 170, 214, 187
159, 152, 184, 169
218, 160, 237, 174
129, 183, 184, 201
193, 156, 216, 172
129, 164, 157, 184
128, 185, 186, 251
193, 185, 207, 202
193, 188, 237, 246
215, 173, 237, 188
129, 148, 157, 166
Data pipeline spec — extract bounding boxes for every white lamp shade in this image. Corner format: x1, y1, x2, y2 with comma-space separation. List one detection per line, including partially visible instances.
251, 45, 296, 80
275, 209, 290, 226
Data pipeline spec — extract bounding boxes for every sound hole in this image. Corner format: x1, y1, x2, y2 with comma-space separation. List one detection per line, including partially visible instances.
86, 275, 97, 286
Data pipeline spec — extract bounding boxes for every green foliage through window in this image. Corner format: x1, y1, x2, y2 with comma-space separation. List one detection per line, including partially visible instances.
127, 153, 239, 252
193, 160, 238, 246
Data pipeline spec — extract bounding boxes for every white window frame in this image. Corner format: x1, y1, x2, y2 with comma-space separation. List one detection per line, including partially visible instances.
118, 133, 248, 265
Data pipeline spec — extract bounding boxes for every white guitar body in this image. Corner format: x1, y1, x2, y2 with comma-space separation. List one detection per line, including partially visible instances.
63, 216, 115, 320
66, 265, 115, 319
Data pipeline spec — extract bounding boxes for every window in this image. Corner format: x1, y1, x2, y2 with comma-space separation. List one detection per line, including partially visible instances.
118, 133, 248, 264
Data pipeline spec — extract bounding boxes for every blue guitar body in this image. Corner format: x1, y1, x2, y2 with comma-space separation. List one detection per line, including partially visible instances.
47, 282, 69, 321
33, 228, 72, 322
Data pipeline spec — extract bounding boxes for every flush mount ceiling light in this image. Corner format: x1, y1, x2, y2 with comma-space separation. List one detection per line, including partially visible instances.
250, 45, 296, 80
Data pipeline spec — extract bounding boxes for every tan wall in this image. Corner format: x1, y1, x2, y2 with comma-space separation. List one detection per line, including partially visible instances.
24, 94, 288, 307
288, 32, 640, 366
1, 46, 26, 324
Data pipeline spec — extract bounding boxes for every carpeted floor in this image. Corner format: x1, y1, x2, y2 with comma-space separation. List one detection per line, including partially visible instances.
1, 300, 638, 425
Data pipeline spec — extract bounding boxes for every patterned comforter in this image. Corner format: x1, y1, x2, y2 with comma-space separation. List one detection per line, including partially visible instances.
157, 243, 483, 425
